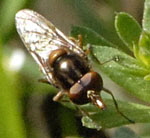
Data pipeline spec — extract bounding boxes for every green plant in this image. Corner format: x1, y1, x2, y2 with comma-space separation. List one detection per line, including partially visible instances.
70, 0, 150, 130
1, 0, 150, 137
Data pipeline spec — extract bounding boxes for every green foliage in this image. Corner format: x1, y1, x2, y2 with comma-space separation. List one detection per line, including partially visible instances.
143, 0, 150, 33
0, 54, 26, 138
134, 32, 150, 68
0, 0, 34, 43
71, 26, 114, 48
1, 0, 150, 138
81, 99, 150, 129
58, 106, 83, 138
112, 127, 139, 138
115, 12, 142, 50
0, 1, 34, 138
65, 0, 124, 46
0, 0, 26, 42
71, 26, 130, 53
91, 46, 150, 102
70, 0, 150, 130
64, 0, 107, 35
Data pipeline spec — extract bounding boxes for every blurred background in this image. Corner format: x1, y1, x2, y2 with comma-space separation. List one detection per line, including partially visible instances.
0, 0, 148, 138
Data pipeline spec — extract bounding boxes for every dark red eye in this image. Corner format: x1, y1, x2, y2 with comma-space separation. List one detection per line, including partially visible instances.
69, 72, 103, 104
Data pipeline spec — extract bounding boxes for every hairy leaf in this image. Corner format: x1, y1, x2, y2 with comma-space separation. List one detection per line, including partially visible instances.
91, 45, 150, 102
143, 0, 150, 33
81, 99, 150, 129
115, 12, 142, 51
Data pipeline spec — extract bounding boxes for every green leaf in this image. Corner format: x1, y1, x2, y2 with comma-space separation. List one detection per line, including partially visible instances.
71, 26, 132, 54
71, 26, 114, 47
115, 12, 142, 50
112, 127, 139, 138
143, 0, 150, 33
81, 99, 150, 129
91, 45, 150, 102
135, 32, 150, 67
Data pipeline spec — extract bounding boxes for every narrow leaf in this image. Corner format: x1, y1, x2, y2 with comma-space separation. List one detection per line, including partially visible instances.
91, 45, 150, 102
143, 0, 150, 33
71, 26, 114, 47
115, 12, 142, 50
71, 26, 132, 54
81, 99, 150, 129
136, 32, 150, 67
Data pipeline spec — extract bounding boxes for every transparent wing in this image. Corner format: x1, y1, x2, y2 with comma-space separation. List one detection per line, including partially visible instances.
15, 9, 85, 85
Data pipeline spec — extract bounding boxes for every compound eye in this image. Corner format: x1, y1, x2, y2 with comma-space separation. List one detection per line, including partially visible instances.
69, 72, 103, 104
49, 49, 67, 67
79, 72, 103, 92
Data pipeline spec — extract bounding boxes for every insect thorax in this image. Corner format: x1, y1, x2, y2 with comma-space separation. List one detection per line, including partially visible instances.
50, 49, 90, 89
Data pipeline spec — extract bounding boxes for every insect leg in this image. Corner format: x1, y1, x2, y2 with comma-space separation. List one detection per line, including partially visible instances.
69, 34, 83, 48
77, 34, 83, 48
69, 37, 78, 43
88, 44, 119, 65
38, 78, 51, 84
53, 90, 65, 102
102, 87, 135, 123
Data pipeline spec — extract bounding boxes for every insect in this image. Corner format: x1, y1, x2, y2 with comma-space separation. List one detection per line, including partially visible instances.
15, 9, 134, 123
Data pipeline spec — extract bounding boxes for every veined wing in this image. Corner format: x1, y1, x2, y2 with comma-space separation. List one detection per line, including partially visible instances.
15, 9, 85, 85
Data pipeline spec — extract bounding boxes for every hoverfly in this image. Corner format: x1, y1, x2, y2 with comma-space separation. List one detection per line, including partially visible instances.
15, 9, 134, 123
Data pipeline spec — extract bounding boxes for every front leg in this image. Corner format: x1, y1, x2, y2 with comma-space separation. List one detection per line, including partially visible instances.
53, 90, 66, 102
38, 80, 66, 102
38, 78, 51, 84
